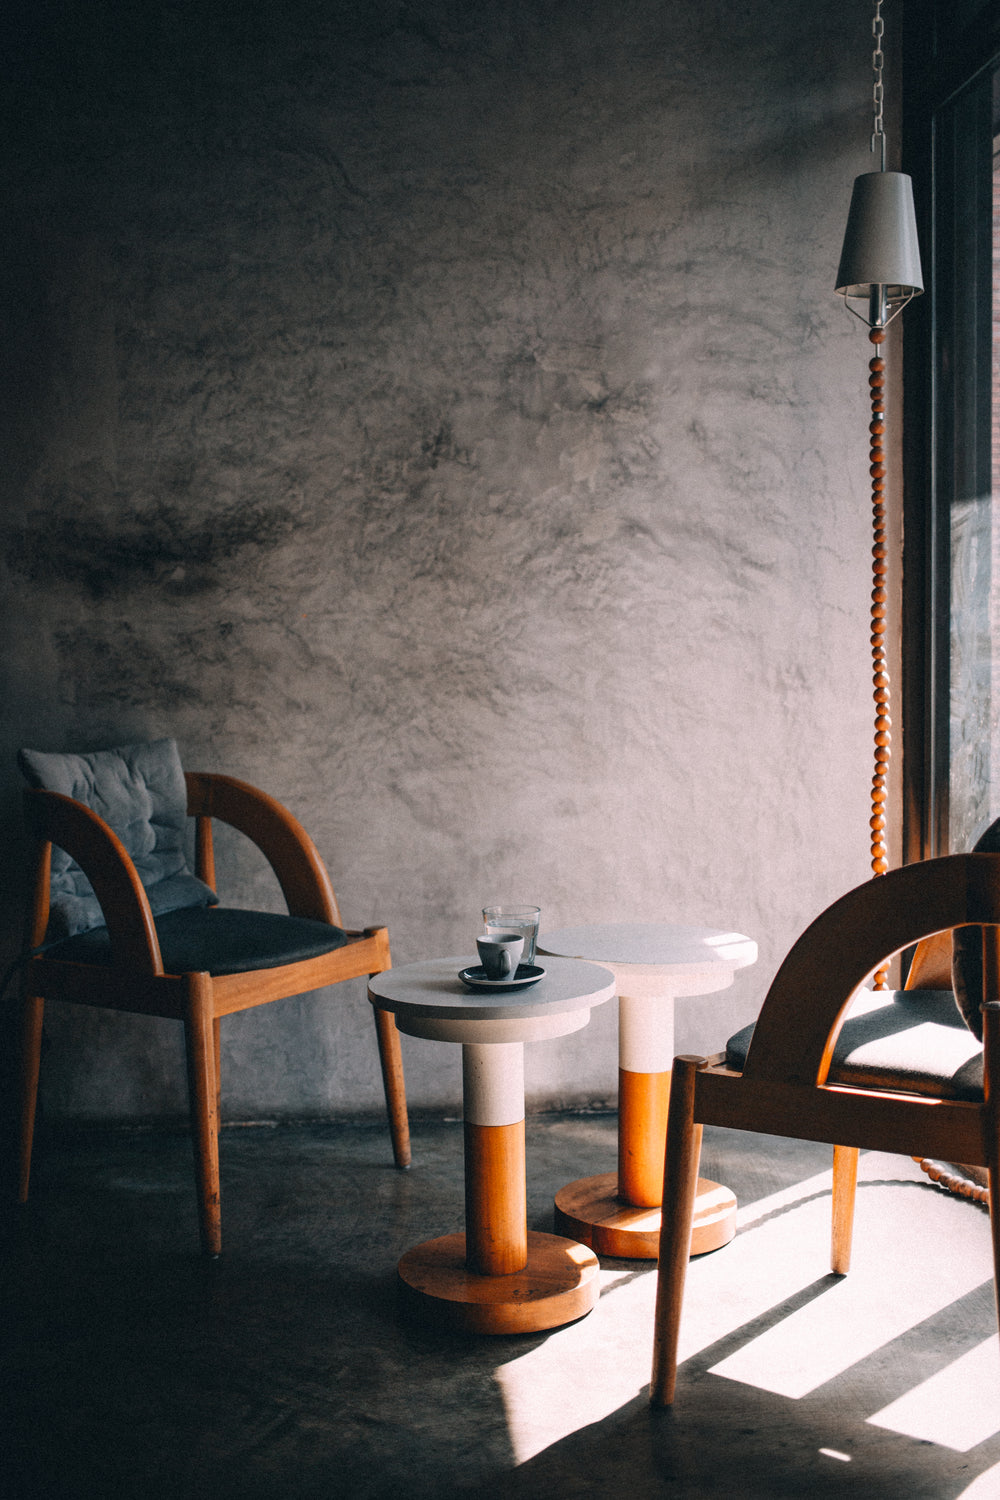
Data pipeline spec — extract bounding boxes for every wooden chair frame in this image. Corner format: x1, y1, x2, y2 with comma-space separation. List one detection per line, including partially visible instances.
650, 853, 1000, 1406
17, 772, 410, 1256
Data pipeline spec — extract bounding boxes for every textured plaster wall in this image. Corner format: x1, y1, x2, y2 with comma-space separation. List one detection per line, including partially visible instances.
1, 0, 886, 1122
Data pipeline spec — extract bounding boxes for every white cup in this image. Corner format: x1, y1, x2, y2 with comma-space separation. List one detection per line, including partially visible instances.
476, 932, 524, 982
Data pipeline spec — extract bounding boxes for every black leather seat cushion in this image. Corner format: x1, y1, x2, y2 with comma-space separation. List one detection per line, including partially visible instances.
48, 906, 350, 977
726, 988, 983, 1102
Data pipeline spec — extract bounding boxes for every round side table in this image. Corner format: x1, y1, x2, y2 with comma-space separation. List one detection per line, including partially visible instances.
537, 924, 757, 1259
368, 955, 615, 1334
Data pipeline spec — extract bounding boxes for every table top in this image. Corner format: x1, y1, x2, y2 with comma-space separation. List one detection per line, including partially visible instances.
538, 923, 757, 975
368, 955, 616, 1023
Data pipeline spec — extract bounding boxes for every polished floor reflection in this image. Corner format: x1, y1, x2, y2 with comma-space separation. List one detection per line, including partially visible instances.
3, 1115, 997, 1498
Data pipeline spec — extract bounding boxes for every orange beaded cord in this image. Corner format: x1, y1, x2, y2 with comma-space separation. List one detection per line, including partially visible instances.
912, 1156, 990, 1208
869, 326, 890, 988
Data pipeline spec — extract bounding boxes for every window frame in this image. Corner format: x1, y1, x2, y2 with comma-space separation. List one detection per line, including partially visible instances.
902, 0, 1000, 861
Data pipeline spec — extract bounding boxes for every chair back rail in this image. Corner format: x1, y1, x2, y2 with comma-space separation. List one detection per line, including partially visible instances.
25, 836, 52, 951
903, 926, 953, 989
185, 772, 341, 924
23, 789, 165, 974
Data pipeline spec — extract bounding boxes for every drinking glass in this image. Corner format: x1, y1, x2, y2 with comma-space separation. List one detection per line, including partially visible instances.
482, 905, 541, 966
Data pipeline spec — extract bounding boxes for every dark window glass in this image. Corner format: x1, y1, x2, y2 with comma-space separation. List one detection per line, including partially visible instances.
941, 68, 996, 848
903, 5, 1000, 857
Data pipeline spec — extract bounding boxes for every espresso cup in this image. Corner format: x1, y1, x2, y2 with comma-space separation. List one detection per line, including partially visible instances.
476, 932, 524, 982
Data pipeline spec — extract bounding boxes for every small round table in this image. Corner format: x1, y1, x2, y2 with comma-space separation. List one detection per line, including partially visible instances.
538, 924, 757, 1259
368, 955, 615, 1334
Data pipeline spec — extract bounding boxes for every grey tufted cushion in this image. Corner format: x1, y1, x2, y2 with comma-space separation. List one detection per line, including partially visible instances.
951, 815, 1000, 1041
19, 738, 217, 941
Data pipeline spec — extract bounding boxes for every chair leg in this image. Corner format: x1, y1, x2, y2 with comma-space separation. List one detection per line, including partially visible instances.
213, 1016, 222, 1118
183, 981, 221, 1257
989, 1155, 1000, 1349
982, 998, 1000, 1341
831, 1145, 859, 1275
650, 1054, 706, 1408
17, 992, 45, 1203
373, 1004, 411, 1169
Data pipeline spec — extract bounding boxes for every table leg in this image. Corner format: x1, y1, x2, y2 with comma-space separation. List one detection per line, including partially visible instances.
463, 1043, 528, 1275
397, 1042, 600, 1333
554, 992, 736, 1258
618, 1064, 671, 1206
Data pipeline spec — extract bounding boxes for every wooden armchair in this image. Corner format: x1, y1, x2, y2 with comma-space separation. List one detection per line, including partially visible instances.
650, 853, 1000, 1406
17, 756, 410, 1256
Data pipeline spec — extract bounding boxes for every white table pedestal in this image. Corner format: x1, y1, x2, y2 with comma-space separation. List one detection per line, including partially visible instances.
369, 956, 615, 1333
539, 925, 757, 1260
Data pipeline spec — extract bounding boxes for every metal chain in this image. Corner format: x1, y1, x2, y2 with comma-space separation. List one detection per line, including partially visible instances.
871, 0, 886, 169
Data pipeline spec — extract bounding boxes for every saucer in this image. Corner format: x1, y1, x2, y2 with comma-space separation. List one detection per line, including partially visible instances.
458, 963, 546, 993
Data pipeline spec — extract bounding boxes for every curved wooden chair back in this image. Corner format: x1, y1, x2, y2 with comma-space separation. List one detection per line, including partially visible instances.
651, 854, 1000, 1406
184, 772, 342, 925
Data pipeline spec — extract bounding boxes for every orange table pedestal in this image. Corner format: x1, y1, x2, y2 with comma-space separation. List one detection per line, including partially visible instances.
553, 1067, 737, 1257
540, 925, 757, 1260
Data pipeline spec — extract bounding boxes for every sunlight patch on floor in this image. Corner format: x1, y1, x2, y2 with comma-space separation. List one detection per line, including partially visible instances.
496, 1159, 861, 1464
956, 1459, 1000, 1497
673, 1161, 842, 1367
707, 1155, 993, 1401
496, 1151, 995, 1466
494, 1264, 656, 1464
867, 1335, 1000, 1452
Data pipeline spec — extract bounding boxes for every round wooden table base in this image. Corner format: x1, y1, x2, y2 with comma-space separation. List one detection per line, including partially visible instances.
397, 1229, 601, 1334
554, 1171, 737, 1259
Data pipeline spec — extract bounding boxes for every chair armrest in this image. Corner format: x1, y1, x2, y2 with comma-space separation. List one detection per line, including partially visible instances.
23, 789, 165, 973
184, 772, 341, 924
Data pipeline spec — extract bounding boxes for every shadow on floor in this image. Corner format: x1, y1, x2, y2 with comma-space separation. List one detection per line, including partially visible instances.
1, 1118, 996, 1498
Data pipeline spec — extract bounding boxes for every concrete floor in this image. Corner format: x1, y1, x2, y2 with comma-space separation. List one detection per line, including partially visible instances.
3, 1114, 998, 1499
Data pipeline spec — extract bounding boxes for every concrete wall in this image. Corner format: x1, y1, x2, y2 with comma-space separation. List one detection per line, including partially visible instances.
1, 0, 885, 1123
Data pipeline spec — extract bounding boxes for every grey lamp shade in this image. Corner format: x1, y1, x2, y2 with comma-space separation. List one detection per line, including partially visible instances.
835, 171, 923, 298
